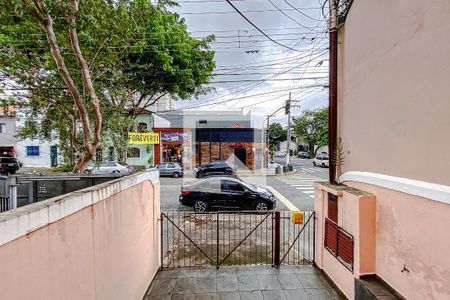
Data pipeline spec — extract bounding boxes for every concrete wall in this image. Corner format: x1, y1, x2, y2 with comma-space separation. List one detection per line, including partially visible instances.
314, 182, 376, 299
0, 171, 160, 300
338, 0, 450, 186
347, 180, 450, 300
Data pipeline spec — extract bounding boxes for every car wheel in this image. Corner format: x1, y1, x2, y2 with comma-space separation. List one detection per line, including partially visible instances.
10, 170, 16, 175
322, 163, 325, 167
313, 162, 316, 166
255, 201, 269, 211
197, 172, 204, 178
173, 171, 180, 178
112, 170, 120, 174
224, 170, 232, 175
194, 200, 209, 212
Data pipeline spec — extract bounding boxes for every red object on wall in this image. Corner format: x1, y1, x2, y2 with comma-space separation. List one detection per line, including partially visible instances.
328, 193, 338, 223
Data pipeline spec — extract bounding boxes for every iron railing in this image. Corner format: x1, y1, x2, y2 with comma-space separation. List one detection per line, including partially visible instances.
0, 196, 10, 213
161, 210, 315, 268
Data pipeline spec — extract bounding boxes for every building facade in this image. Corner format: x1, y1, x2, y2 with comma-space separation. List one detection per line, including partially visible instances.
125, 113, 155, 168
153, 110, 264, 171
314, 1, 450, 299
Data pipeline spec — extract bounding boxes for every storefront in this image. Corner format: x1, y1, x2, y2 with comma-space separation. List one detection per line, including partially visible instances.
153, 128, 192, 168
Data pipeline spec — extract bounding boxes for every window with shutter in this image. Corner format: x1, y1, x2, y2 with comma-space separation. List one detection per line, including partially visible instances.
324, 218, 354, 272
328, 193, 338, 222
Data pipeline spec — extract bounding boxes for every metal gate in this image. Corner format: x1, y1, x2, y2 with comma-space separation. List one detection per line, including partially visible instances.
161, 210, 315, 268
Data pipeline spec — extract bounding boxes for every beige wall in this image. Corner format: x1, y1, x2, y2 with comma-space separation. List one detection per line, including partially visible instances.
338, 0, 450, 186
348, 181, 450, 300
314, 183, 376, 299
0, 171, 160, 300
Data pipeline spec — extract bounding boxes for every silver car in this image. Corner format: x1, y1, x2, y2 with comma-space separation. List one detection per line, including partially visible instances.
157, 162, 183, 178
88, 161, 133, 175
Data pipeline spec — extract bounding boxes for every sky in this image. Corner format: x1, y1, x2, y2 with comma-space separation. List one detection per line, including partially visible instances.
170, 0, 330, 127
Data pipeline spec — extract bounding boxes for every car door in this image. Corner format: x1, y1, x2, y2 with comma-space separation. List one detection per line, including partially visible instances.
97, 161, 109, 174
166, 163, 176, 176
158, 164, 167, 176
106, 161, 117, 173
205, 179, 228, 208
224, 180, 248, 209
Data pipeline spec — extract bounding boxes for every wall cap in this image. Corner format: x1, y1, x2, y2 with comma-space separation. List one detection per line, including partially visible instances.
0, 170, 159, 247
340, 171, 450, 205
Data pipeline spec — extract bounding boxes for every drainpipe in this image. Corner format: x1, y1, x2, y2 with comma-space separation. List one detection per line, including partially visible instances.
328, 0, 338, 184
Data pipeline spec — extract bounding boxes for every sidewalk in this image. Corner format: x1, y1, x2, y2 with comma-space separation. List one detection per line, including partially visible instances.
144, 265, 343, 300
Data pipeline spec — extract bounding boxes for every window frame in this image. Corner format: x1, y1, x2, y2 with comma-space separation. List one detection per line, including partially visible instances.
127, 147, 141, 158
26, 146, 40, 157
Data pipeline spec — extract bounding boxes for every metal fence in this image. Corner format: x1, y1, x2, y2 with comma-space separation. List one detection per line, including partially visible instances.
161, 210, 315, 268
0, 196, 10, 213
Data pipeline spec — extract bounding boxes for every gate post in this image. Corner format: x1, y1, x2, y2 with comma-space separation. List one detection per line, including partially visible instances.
160, 214, 163, 270
216, 211, 219, 268
273, 211, 280, 266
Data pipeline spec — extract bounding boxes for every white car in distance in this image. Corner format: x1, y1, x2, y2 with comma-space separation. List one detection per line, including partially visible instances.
313, 154, 329, 168
88, 161, 133, 175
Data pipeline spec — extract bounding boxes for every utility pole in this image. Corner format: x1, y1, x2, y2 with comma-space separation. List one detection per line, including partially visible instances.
266, 115, 270, 167
329, 0, 338, 183
286, 92, 291, 168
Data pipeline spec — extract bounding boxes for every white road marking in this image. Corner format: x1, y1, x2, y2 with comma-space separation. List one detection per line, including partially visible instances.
295, 187, 314, 190
266, 186, 299, 212
309, 195, 315, 198
302, 191, 315, 194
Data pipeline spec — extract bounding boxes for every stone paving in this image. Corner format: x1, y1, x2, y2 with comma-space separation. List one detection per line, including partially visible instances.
143, 265, 344, 300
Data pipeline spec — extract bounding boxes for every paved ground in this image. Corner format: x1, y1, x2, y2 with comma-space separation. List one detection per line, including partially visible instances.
160, 158, 329, 212
144, 265, 343, 300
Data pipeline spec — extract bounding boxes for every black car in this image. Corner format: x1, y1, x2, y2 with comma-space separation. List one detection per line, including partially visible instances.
297, 151, 310, 159
179, 176, 277, 212
0, 157, 20, 175
193, 160, 236, 178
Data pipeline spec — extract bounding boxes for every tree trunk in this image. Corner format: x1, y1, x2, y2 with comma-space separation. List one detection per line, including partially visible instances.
22, 0, 102, 173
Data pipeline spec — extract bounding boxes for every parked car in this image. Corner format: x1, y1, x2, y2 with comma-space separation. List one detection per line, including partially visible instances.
87, 161, 133, 175
193, 160, 236, 178
313, 154, 329, 167
179, 176, 277, 212
157, 162, 183, 178
297, 151, 310, 159
0, 156, 20, 175
274, 151, 287, 157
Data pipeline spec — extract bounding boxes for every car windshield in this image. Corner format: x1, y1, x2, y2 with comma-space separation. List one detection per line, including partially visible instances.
240, 181, 257, 192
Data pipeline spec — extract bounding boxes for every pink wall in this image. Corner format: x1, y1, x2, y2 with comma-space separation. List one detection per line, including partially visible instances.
348, 181, 450, 300
314, 183, 376, 299
338, 0, 450, 186
0, 172, 160, 300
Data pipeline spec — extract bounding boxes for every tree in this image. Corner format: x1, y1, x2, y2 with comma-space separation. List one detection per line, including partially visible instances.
268, 123, 287, 149
293, 107, 328, 155
0, 0, 215, 171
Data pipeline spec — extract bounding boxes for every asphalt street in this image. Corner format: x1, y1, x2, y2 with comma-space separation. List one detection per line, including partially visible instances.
159, 157, 329, 212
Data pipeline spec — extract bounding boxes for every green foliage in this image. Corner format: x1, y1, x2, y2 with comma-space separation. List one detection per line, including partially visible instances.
268, 123, 287, 148
293, 107, 328, 154
49, 163, 75, 173
0, 0, 215, 165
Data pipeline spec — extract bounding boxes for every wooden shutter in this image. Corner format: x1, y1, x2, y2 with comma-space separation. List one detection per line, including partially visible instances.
337, 230, 354, 267
328, 194, 338, 222
325, 218, 338, 254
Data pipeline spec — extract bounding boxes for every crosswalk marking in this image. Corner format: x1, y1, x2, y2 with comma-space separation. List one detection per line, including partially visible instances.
275, 169, 324, 199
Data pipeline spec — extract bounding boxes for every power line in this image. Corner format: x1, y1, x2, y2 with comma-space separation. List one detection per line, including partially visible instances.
266, 0, 316, 31
283, 0, 323, 21
224, 0, 305, 52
